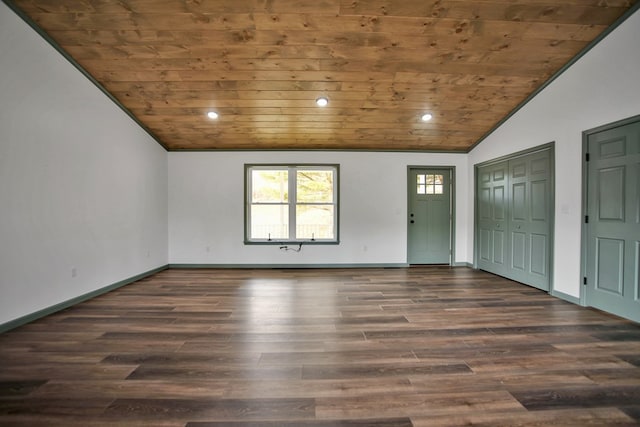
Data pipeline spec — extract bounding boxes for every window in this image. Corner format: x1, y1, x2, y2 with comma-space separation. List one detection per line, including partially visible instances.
417, 174, 444, 195
245, 165, 339, 243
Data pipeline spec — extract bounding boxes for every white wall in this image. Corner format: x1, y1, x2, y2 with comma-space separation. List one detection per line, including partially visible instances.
0, 3, 168, 325
3, 2, 637, 327
169, 151, 468, 266
468, 8, 640, 298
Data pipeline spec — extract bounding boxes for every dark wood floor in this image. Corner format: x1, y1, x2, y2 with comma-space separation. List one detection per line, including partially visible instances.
1, 267, 639, 426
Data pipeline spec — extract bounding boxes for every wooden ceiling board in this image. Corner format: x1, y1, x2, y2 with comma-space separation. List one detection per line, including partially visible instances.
7, 0, 639, 151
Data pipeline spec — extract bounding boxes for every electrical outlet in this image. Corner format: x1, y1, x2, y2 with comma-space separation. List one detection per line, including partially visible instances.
71, 268, 77, 278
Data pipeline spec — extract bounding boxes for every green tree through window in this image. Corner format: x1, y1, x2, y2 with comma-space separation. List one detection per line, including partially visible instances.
246, 165, 338, 243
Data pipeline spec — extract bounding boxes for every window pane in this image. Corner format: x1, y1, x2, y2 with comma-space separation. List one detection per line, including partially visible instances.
250, 204, 288, 239
417, 174, 425, 184
417, 184, 426, 194
426, 185, 435, 194
297, 170, 334, 203
434, 174, 443, 185
435, 184, 444, 194
251, 170, 288, 203
426, 174, 435, 184
296, 205, 334, 239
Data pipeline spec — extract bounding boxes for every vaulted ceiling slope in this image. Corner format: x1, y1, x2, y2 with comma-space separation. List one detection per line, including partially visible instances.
7, 0, 639, 151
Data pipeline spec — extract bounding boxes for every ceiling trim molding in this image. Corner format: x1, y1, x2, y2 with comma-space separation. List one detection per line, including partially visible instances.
1, 0, 169, 151
466, 1, 640, 154
167, 148, 468, 154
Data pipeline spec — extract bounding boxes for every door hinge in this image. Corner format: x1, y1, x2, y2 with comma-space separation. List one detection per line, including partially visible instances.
585, 215, 589, 223
583, 277, 587, 285
585, 153, 590, 162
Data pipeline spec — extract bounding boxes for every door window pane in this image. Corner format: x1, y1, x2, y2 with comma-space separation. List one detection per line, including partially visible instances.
417, 174, 426, 194
418, 174, 444, 195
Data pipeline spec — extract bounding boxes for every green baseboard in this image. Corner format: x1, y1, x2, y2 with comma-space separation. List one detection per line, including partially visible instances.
0, 264, 169, 333
452, 262, 473, 267
168, 263, 409, 269
551, 289, 581, 305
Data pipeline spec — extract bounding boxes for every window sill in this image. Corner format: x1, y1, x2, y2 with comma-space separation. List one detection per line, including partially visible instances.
244, 240, 339, 245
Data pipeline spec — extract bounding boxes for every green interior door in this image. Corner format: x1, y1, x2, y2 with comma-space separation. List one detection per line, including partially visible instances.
477, 161, 509, 277
507, 150, 552, 290
585, 119, 640, 323
408, 168, 451, 264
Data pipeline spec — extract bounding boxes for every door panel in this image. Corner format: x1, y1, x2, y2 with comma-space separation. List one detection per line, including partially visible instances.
530, 234, 547, 277
512, 183, 527, 220
477, 161, 509, 276
480, 188, 491, 219
586, 119, 640, 322
480, 229, 491, 262
595, 238, 624, 295
598, 167, 625, 221
600, 137, 626, 158
493, 230, 505, 264
531, 157, 548, 174
493, 186, 506, 220
512, 232, 526, 270
408, 168, 452, 264
531, 180, 547, 221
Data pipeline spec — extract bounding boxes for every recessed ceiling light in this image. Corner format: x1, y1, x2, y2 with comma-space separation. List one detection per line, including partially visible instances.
316, 97, 329, 107
207, 111, 219, 119
421, 113, 433, 122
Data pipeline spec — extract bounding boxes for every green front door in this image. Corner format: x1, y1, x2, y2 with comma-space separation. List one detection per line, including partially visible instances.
408, 168, 451, 264
585, 118, 640, 322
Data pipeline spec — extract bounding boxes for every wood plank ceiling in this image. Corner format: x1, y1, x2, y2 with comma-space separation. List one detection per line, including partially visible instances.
8, 0, 638, 151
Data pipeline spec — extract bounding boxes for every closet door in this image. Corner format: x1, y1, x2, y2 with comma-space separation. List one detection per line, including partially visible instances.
477, 161, 509, 276
476, 149, 552, 291
507, 151, 551, 290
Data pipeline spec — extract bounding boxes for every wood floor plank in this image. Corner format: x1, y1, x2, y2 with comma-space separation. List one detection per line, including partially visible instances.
0, 380, 47, 397
222, 378, 414, 399
510, 385, 640, 411
0, 267, 639, 425
301, 362, 472, 380
186, 419, 414, 427
0, 397, 114, 417
103, 397, 315, 421
411, 407, 639, 426
314, 390, 525, 418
